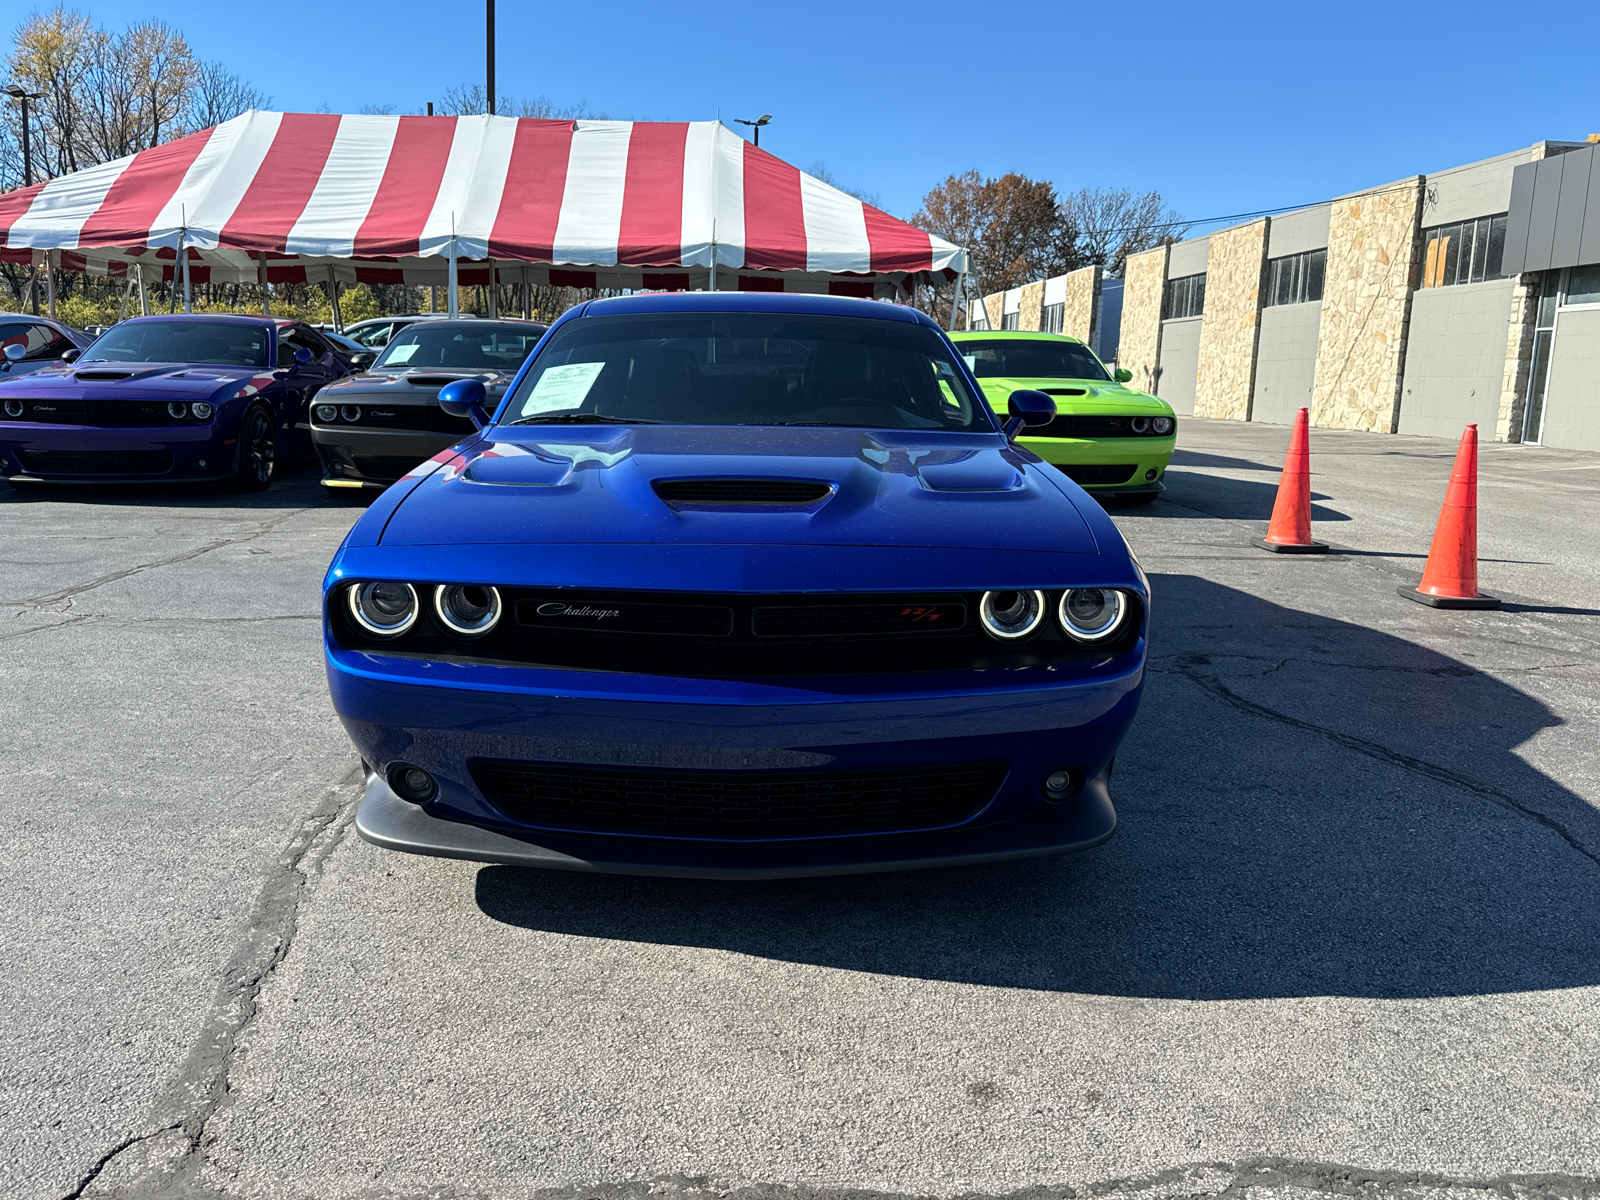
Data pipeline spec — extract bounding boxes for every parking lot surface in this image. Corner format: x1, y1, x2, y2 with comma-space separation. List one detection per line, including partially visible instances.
3, 419, 1598, 1200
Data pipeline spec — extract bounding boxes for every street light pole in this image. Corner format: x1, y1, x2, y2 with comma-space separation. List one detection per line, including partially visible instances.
4, 84, 44, 186
486, 0, 496, 116
734, 114, 771, 148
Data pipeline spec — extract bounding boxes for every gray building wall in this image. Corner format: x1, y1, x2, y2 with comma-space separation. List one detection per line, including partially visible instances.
1251, 301, 1322, 424
1541, 306, 1600, 451
1398, 280, 1517, 439
1167, 235, 1211, 279
1422, 147, 1537, 228
1266, 204, 1331, 259
1156, 317, 1202, 415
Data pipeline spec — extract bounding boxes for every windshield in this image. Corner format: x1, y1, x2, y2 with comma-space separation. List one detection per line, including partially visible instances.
957, 338, 1111, 382
82, 320, 269, 368
503, 312, 987, 430
374, 323, 543, 371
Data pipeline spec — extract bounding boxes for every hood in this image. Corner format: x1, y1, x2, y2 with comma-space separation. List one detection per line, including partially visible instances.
978, 377, 1170, 413
321, 366, 517, 400
0, 361, 270, 400
378, 424, 1098, 555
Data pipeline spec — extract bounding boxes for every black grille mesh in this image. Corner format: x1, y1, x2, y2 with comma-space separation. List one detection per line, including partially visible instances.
18, 449, 172, 474
471, 760, 1006, 838
753, 601, 966, 638
654, 478, 832, 506
1058, 463, 1136, 485
1031, 415, 1168, 438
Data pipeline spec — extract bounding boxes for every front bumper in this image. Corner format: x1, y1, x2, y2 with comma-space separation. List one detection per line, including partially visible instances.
1018, 434, 1176, 492
0, 422, 238, 482
313, 423, 456, 488
329, 644, 1142, 877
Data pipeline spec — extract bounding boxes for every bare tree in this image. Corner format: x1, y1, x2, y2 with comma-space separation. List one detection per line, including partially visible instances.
6, 7, 98, 177
1061, 188, 1189, 277
191, 59, 268, 128
437, 84, 597, 120
121, 20, 195, 148
807, 162, 882, 210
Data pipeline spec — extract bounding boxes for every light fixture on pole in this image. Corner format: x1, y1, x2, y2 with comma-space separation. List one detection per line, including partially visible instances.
734, 114, 771, 148
4, 84, 44, 186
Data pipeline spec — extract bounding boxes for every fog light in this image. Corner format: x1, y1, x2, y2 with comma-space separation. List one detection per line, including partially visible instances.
3, 399, 22, 417
341, 405, 362, 422
196, 458, 207, 468
191, 401, 213, 419
388, 762, 437, 803
1042, 768, 1082, 802
167, 401, 187, 419
1145, 468, 1158, 481
315, 404, 337, 422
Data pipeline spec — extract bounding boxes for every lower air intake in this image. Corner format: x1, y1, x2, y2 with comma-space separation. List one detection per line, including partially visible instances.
654, 478, 833, 506
17, 449, 172, 475
472, 760, 1006, 838
1058, 463, 1136, 486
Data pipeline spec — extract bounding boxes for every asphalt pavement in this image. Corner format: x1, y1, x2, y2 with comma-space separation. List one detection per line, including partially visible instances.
2, 420, 1598, 1200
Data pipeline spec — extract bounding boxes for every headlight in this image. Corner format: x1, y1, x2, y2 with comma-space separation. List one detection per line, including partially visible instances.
191, 401, 213, 419
348, 581, 419, 637
1057, 588, 1129, 642
315, 404, 337, 422
2, 399, 21, 417
167, 401, 187, 419
1130, 415, 1150, 433
978, 589, 1047, 640
341, 405, 361, 422
433, 583, 502, 636
1152, 416, 1174, 435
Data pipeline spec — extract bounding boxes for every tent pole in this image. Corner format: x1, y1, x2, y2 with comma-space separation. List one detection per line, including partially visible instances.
46, 249, 56, 320
181, 236, 191, 314
487, 259, 498, 318
328, 264, 343, 332
447, 255, 459, 318
259, 254, 270, 316
137, 262, 148, 315
947, 268, 966, 332
521, 267, 530, 319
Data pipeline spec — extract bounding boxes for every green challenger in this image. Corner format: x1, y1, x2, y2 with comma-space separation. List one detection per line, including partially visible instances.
949, 330, 1175, 504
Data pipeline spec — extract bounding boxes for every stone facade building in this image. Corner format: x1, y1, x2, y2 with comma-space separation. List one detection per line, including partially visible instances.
973, 139, 1600, 451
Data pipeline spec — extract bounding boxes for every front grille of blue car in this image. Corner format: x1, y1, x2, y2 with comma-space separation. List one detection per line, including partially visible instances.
470, 759, 1007, 839
1, 400, 206, 426
334, 585, 1142, 677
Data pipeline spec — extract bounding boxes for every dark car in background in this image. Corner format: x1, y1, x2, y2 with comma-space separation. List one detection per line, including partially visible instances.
339, 313, 468, 350
0, 315, 357, 491
0, 315, 96, 378
312, 319, 545, 493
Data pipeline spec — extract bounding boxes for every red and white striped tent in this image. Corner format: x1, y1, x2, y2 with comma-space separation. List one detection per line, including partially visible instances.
0, 110, 966, 312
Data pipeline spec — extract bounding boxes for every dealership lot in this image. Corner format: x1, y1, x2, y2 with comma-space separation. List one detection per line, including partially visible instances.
3, 419, 1598, 1199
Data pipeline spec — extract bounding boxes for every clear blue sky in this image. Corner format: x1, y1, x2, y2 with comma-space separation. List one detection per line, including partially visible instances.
53, 0, 1600, 229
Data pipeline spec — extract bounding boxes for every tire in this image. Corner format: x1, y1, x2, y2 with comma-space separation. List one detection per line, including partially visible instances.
1118, 492, 1159, 505
229, 405, 277, 493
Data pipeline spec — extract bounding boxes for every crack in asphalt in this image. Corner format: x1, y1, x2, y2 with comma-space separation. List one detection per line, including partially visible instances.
64, 766, 363, 1199
6, 508, 311, 608
1169, 662, 1600, 871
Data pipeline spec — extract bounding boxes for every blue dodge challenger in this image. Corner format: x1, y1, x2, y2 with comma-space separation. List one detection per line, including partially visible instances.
328, 293, 1149, 878
0, 315, 357, 490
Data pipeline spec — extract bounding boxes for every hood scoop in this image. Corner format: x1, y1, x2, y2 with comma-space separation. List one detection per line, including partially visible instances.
1041, 387, 1089, 396
408, 374, 479, 387
74, 369, 136, 382
462, 446, 574, 486
916, 457, 1024, 492
653, 478, 834, 510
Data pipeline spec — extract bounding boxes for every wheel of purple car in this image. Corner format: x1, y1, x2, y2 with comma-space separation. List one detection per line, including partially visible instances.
229, 404, 276, 493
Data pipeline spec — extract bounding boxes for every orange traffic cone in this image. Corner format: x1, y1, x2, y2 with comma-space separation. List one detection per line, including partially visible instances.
1254, 407, 1327, 553
1400, 423, 1499, 609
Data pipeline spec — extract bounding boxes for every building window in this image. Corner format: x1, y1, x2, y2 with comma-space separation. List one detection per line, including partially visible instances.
1001, 311, 1020, 330
1263, 249, 1326, 307
1421, 214, 1507, 288
1522, 271, 1561, 444
1163, 272, 1205, 320
1040, 302, 1064, 334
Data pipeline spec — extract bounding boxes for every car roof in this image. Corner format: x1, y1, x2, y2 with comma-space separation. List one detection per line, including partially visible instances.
387, 318, 546, 328
581, 291, 938, 327
115, 313, 281, 328
949, 329, 1088, 346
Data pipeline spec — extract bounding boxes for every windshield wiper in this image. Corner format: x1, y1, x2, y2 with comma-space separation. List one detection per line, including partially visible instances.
510, 413, 660, 425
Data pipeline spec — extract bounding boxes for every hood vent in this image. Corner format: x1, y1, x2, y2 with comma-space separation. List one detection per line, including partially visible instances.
1041, 387, 1088, 396
407, 374, 475, 387
654, 478, 834, 508
74, 369, 136, 382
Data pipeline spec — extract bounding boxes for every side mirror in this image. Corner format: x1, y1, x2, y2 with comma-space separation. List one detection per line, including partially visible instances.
1002, 388, 1057, 439
61, 348, 81, 363
1114, 367, 1133, 384
3, 343, 25, 362
438, 378, 491, 430
293, 346, 314, 366
350, 351, 376, 370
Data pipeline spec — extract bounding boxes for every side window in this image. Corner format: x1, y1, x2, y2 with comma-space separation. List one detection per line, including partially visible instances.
278, 327, 328, 367
0, 321, 72, 361
353, 322, 392, 347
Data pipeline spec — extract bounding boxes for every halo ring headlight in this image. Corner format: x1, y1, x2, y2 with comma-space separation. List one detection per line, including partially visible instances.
191, 401, 213, 419
341, 404, 362, 422
3, 399, 22, 417
1152, 415, 1174, 435
1057, 588, 1128, 642
348, 581, 419, 637
978, 590, 1048, 640
167, 401, 187, 419
1130, 415, 1150, 434
315, 404, 338, 422
433, 583, 502, 637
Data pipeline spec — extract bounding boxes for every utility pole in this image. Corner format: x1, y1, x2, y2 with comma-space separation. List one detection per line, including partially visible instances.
486, 0, 496, 115
4, 84, 44, 186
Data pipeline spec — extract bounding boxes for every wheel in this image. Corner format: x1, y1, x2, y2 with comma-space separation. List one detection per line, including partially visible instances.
1118, 492, 1159, 505
229, 405, 277, 492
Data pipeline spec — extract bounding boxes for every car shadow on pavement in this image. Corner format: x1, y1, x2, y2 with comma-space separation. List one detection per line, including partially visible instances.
476, 574, 1600, 1001
1153, 468, 1350, 522
1168, 448, 1282, 473
0, 462, 348, 510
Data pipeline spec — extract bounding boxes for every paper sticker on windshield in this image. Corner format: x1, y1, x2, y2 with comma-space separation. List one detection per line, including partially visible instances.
522, 361, 604, 415
385, 343, 419, 364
